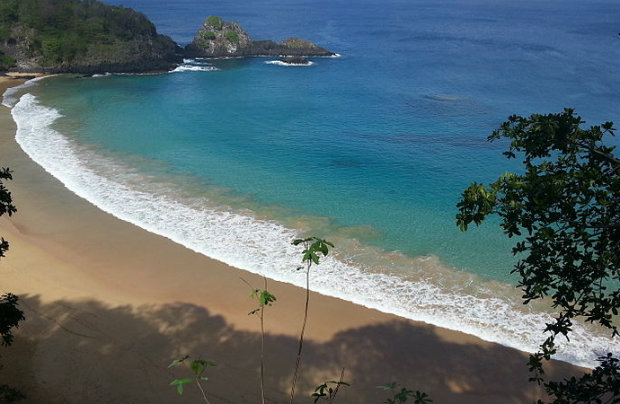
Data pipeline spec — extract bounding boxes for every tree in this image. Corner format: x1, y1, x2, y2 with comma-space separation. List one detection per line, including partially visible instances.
0, 167, 25, 403
456, 109, 619, 403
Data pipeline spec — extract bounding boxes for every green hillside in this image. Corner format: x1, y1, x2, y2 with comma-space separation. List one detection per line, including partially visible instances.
0, 0, 180, 73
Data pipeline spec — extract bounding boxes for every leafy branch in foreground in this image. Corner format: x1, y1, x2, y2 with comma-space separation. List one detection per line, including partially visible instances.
378, 382, 432, 404
456, 109, 620, 403
540, 353, 620, 404
0, 167, 25, 402
311, 368, 349, 403
0, 385, 25, 403
289, 237, 333, 404
245, 276, 277, 404
168, 355, 217, 404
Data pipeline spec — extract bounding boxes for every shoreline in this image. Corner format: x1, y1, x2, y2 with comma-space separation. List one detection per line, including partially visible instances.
0, 78, 582, 403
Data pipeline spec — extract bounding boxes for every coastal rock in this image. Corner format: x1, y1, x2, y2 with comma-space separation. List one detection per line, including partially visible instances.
185, 16, 334, 58
279, 56, 311, 65
184, 17, 253, 58
0, 0, 182, 74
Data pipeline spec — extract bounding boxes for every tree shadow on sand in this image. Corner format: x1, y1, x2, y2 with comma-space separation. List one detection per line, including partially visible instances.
1, 295, 578, 404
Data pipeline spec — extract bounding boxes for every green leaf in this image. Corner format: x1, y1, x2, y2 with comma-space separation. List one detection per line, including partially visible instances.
168, 355, 190, 368
169, 378, 192, 386
169, 378, 192, 395
311, 252, 320, 264
378, 382, 397, 391
190, 360, 203, 375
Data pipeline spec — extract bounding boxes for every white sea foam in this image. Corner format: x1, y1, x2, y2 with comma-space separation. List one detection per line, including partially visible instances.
11, 93, 619, 368
265, 60, 315, 67
170, 60, 219, 73
171, 65, 219, 73
2, 76, 51, 108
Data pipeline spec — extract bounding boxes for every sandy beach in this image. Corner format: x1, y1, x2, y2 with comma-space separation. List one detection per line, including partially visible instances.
0, 77, 581, 403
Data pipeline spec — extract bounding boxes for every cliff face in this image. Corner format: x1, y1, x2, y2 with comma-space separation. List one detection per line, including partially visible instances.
0, 0, 181, 74
185, 16, 334, 58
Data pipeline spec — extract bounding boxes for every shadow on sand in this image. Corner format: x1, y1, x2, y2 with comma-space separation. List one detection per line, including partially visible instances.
1, 295, 578, 404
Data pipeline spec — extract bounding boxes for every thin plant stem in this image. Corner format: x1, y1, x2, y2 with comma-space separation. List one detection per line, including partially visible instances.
195, 378, 211, 404
240, 276, 270, 404
260, 276, 267, 404
290, 258, 312, 404
330, 368, 346, 404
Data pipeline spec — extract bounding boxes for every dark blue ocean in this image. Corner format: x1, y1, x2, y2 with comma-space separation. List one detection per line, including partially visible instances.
5, 0, 619, 366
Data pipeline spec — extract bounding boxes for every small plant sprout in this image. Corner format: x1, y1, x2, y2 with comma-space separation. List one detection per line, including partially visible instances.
168, 355, 217, 404
289, 237, 334, 404
248, 283, 277, 316
311, 368, 350, 403
244, 276, 277, 404
378, 382, 432, 404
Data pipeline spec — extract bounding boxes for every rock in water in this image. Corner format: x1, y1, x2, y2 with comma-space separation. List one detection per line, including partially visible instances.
185, 16, 335, 58
279, 56, 311, 65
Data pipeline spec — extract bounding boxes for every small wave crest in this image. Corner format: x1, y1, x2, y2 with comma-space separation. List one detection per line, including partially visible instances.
11, 92, 619, 368
171, 59, 219, 73
265, 60, 315, 67
2, 76, 51, 108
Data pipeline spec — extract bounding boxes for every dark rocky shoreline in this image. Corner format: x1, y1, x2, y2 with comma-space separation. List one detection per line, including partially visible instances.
0, 3, 334, 75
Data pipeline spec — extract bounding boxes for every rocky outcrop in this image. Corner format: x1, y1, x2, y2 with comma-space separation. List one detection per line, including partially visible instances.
0, 0, 182, 74
279, 56, 311, 65
185, 16, 334, 58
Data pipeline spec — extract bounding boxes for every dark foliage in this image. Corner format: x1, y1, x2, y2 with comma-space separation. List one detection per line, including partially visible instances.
0, 167, 25, 402
0, 385, 25, 403
539, 354, 620, 404
0, 0, 179, 71
457, 109, 620, 403
0, 293, 24, 348
0, 167, 16, 260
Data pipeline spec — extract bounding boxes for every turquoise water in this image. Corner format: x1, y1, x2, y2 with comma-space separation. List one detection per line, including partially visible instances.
37, 69, 520, 280
5, 0, 619, 366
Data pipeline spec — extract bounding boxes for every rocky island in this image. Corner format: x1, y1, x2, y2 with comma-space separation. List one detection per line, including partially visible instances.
0, 1, 334, 74
175, 16, 334, 59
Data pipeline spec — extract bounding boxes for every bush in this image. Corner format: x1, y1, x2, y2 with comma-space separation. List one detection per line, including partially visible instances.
206, 16, 223, 30
202, 31, 215, 40
0, 52, 16, 69
224, 31, 238, 44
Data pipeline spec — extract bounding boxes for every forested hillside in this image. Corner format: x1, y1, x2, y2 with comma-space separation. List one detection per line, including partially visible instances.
0, 0, 181, 73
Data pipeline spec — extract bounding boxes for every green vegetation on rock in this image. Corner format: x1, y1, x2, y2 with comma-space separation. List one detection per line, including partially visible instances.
206, 16, 223, 30
282, 38, 317, 49
224, 31, 239, 44
0, 51, 16, 69
202, 31, 216, 40
185, 17, 334, 59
